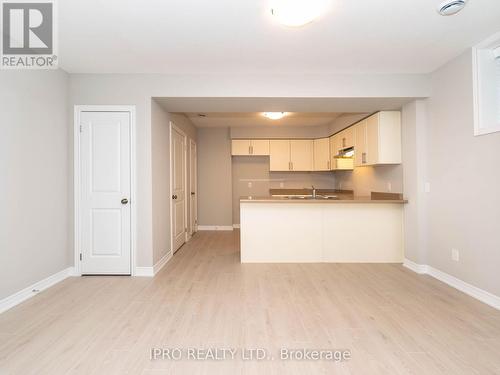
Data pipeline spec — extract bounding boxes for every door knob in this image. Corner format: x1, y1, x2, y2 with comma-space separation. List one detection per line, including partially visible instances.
121, 198, 129, 205
172, 195, 177, 199
191, 192, 195, 195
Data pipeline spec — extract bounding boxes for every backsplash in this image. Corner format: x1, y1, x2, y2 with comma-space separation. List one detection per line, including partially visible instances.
232, 156, 336, 224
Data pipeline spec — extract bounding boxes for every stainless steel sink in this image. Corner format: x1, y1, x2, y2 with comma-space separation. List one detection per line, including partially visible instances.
282, 195, 339, 200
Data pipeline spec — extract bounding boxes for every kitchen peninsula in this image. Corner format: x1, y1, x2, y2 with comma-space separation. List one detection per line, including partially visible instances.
240, 190, 407, 263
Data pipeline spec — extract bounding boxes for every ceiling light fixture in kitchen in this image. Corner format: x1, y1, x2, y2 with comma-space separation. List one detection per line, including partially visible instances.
270, 0, 329, 27
263, 112, 287, 120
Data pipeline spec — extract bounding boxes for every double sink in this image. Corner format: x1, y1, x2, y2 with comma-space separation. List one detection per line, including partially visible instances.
281, 195, 339, 200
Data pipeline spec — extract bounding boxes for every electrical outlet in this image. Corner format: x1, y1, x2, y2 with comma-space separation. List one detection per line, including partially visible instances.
452, 248, 460, 262
248, 182, 252, 188
424, 182, 431, 193
279, 182, 285, 188
387, 182, 392, 192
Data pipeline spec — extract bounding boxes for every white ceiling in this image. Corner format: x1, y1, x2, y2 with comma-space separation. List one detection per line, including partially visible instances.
183, 112, 343, 128
59, 0, 500, 74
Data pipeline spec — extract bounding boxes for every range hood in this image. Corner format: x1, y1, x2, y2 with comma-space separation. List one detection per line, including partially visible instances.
334, 146, 354, 158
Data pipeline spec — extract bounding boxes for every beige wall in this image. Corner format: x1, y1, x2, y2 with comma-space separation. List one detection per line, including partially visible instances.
426, 50, 500, 297
0, 70, 69, 299
151, 101, 196, 264
197, 127, 233, 226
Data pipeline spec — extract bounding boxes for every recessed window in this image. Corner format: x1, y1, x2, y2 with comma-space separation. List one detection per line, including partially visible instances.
472, 32, 500, 136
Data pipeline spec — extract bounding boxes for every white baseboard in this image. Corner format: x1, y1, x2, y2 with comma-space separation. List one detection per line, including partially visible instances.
135, 250, 173, 277
0, 267, 74, 314
197, 225, 234, 231
403, 258, 429, 274
153, 251, 172, 274
403, 258, 500, 310
134, 266, 154, 277
232, 224, 240, 229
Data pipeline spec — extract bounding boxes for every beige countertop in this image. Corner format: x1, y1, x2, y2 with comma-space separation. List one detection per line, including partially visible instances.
240, 196, 407, 204
240, 190, 408, 204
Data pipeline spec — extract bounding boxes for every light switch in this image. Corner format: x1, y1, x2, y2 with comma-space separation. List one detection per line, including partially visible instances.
248, 182, 252, 188
424, 182, 431, 193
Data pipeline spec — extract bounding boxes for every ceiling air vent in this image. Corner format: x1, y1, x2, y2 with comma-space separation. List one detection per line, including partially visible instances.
437, 0, 467, 16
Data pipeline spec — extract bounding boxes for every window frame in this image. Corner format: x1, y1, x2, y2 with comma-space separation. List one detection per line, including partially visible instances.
472, 31, 500, 136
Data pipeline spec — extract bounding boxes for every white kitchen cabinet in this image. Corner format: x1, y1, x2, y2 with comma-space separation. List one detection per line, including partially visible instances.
354, 111, 401, 166
354, 120, 368, 167
251, 139, 270, 155
231, 139, 270, 156
290, 140, 313, 171
313, 138, 330, 171
337, 127, 354, 150
270, 139, 313, 171
232, 140, 251, 156
269, 140, 291, 171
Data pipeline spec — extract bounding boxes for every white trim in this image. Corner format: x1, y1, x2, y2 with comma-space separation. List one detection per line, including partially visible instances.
135, 251, 173, 277
403, 258, 428, 274
153, 251, 172, 274
472, 31, 500, 136
0, 267, 74, 314
403, 258, 500, 310
134, 267, 154, 277
197, 225, 234, 231
189, 139, 198, 235
233, 224, 240, 229
73, 105, 137, 276
169, 121, 189, 254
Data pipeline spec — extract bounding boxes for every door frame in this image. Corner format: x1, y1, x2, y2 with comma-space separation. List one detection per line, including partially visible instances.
169, 121, 189, 253
189, 139, 197, 236
73, 105, 137, 276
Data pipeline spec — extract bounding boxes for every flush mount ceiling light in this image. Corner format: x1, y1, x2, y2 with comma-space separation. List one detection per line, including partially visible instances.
263, 112, 287, 120
270, 0, 328, 27
437, 0, 468, 16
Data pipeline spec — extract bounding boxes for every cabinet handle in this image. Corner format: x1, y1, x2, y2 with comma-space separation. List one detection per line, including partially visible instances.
250, 145, 254, 154
249, 146, 252, 155
327, 160, 330, 170
343, 138, 346, 148
362, 152, 367, 164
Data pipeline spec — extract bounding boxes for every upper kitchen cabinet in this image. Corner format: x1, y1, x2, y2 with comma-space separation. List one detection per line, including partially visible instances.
354, 111, 401, 167
231, 139, 270, 156
290, 140, 314, 171
337, 127, 354, 150
313, 138, 330, 171
269, 140, 291, 171
270, 139, 313, 171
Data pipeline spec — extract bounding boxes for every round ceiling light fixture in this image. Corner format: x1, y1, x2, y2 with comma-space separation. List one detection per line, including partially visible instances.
263, 112, 287, 120
437, 0, 468, 16
270, 0, 329, 27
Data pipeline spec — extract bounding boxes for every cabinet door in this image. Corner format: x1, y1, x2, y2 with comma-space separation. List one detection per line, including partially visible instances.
231, 140, 251, 156
354, 120, 368, 167
290, 140, 313, 171
366, 113, 380, 165
343, 127, 354, 149
313, 138, 330, 171
329, 136, 336, 170
269, 140, 291, 171
250, 140, 270, 155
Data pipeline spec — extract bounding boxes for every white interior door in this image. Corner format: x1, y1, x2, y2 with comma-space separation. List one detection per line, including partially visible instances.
80, 111, 131, 274
171, 125, 186, 252
190, 140, 197, 235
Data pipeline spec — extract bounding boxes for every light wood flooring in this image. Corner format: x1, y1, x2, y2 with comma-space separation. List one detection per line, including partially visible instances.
1, 230, 500, 374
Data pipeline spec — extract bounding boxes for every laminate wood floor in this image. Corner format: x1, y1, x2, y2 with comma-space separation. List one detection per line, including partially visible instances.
1, 230, 500, 374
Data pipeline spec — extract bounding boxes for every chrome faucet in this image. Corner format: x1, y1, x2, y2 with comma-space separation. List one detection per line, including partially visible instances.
311, 185, 317, 198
